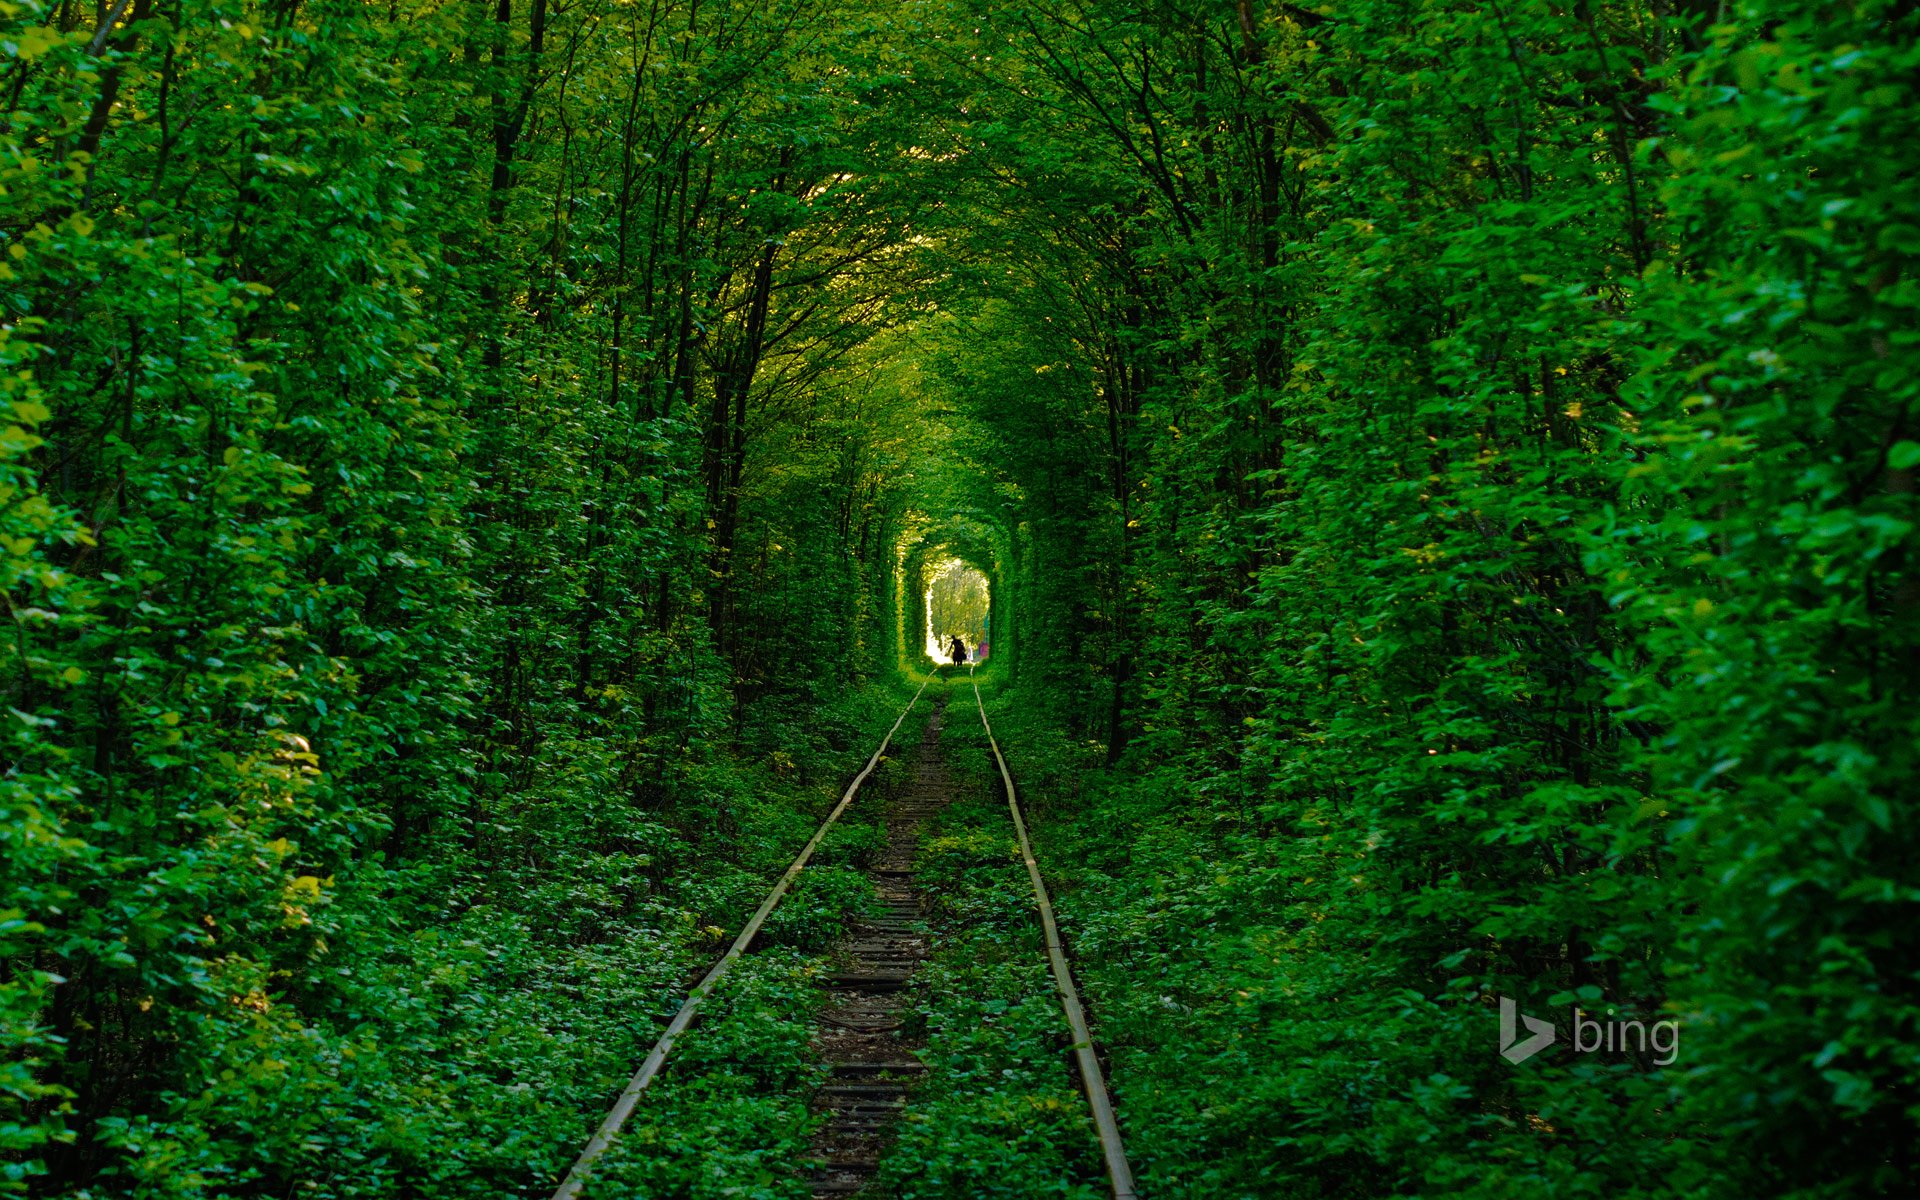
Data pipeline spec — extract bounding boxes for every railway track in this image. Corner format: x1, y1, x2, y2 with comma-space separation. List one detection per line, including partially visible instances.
806, 695, 954, 1195
550, 675, 1134, 1200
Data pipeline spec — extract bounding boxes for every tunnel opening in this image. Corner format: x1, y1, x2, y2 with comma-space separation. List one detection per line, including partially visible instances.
894, 512, 1010, 678
923, 558, 991, 663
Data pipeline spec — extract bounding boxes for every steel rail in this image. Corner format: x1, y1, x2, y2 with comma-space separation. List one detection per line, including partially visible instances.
551, 677, 933, 1199
968, 673, 1139, 1200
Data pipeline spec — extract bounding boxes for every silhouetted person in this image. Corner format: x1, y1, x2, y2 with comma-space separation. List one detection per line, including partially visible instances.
950, 636, 967, 665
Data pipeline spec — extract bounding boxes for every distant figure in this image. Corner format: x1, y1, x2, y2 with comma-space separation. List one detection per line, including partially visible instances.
950, 636, 967, 665
976, 642, 988, 661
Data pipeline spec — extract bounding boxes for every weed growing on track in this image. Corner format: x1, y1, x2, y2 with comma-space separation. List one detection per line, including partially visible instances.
565, 684, 928, 1197
580, 951, 824, 1200
880, 686, 1106, 1200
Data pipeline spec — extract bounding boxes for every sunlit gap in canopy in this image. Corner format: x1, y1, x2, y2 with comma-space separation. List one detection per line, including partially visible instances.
923, 558, 990, 663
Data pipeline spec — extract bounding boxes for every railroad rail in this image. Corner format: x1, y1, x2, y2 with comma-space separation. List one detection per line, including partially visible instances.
968, 674, 1138, 1200
550, 671, 1136, 1199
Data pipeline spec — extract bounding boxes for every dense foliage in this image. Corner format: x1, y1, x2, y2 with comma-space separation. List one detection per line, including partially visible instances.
931, 1, 1918, 1196
2, 0, 1914, 1194
0, 0, 939, 1188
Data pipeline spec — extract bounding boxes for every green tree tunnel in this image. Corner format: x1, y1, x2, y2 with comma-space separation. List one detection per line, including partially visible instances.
1, 0, 1916, 1195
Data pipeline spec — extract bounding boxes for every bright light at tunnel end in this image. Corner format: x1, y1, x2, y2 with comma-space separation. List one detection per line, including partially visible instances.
923, 557, 991, 663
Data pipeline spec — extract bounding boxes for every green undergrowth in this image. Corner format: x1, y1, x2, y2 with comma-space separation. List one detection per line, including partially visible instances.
86, 682, 921, 1197
578, 949, 823, 1200
879, 683, 1104, 1200
957, 688, 1317, 1200
974, 683, 1692, 1199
